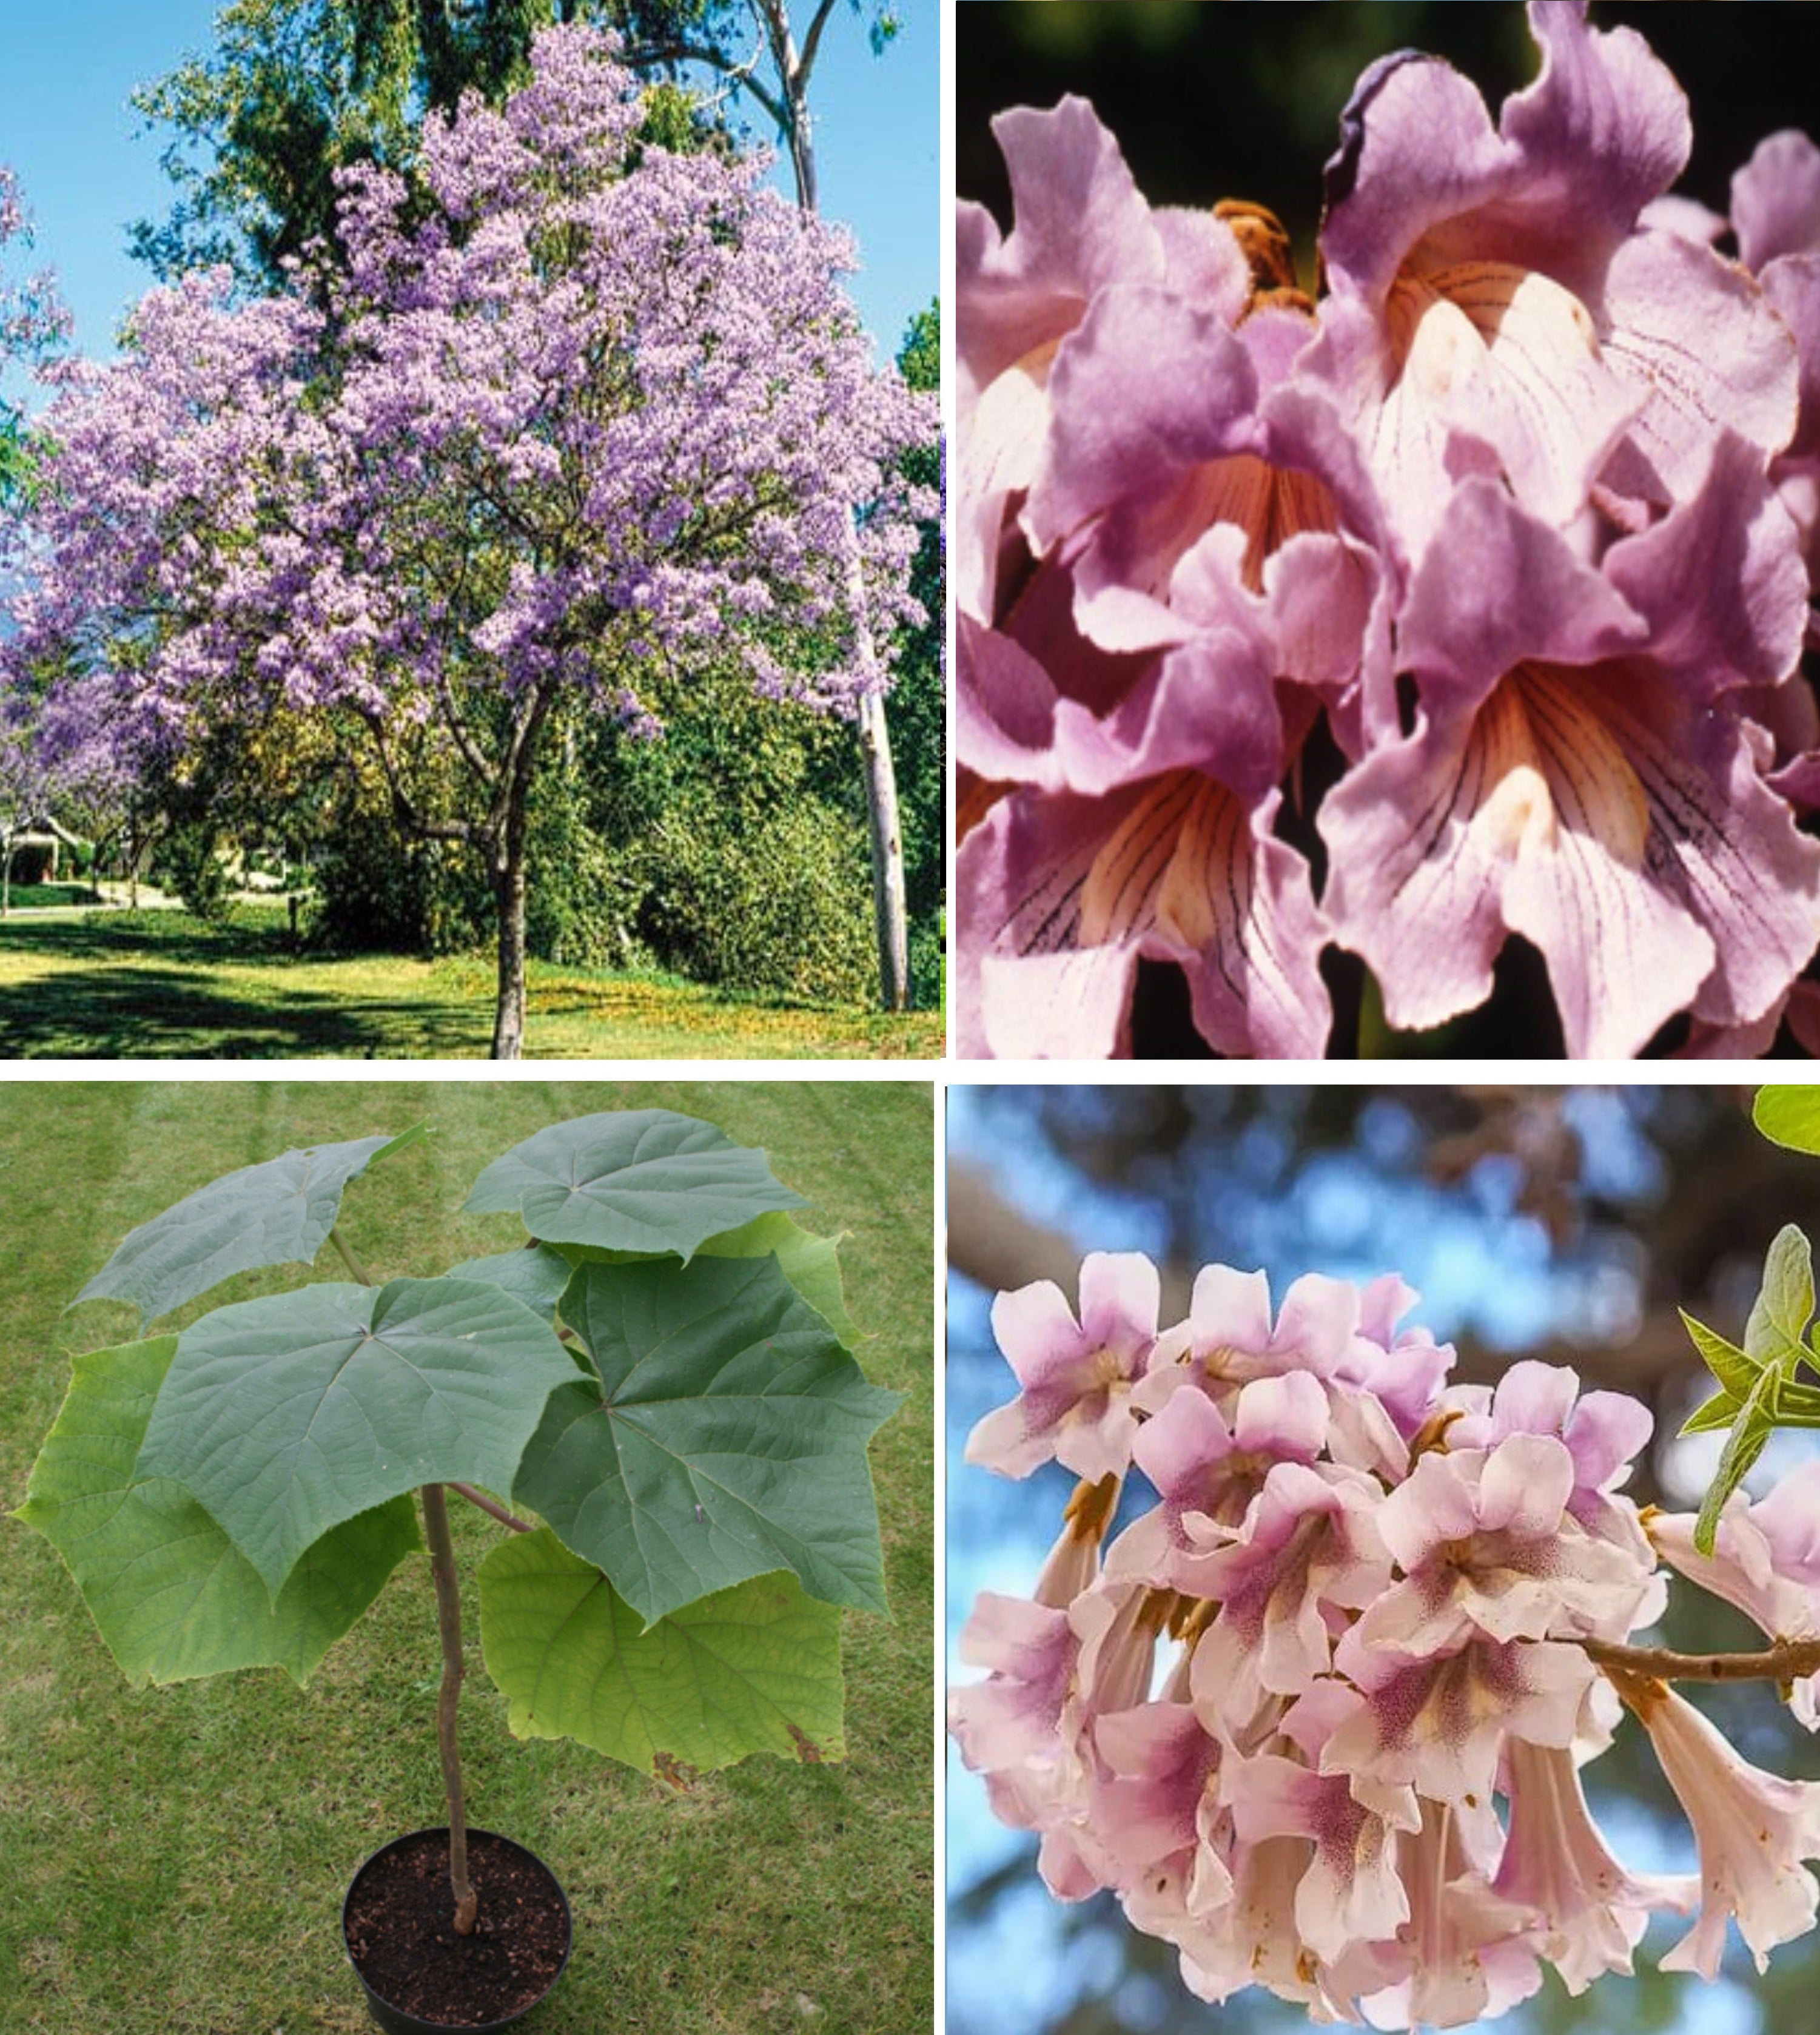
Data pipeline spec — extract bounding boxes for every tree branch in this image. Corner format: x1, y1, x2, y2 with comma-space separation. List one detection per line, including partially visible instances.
1581, 1633, 1820, 1686
449, 1482, 531, 1533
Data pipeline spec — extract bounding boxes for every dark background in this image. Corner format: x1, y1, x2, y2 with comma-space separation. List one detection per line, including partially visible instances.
956, 2, 1820, 1057
949, 1081, 1820, 2035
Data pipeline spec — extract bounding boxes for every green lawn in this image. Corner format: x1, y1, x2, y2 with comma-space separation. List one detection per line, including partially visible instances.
0, 907, 945, 1058
0, 1081, 934, 2035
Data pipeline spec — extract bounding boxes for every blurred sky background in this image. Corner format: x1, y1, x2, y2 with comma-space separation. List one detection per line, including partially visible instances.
948, 1083, 1820, 2035
0, 0, 936, 408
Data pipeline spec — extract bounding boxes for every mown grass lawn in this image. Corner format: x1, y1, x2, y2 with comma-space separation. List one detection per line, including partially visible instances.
0, 1081, 935, 2035
0, 906, 945, 1058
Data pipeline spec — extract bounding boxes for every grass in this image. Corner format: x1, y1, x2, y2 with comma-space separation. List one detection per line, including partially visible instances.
0, 906, 945, 1059
0, 1081, 935, 2034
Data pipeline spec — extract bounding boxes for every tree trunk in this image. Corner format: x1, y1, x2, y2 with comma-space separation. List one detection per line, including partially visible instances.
489, 844, 528, 1061
419, 1482, 479, 1935
769, 19, 912, 1013
859, 691, 908, 1007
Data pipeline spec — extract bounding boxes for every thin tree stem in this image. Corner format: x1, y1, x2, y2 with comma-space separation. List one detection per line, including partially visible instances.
330, 1225, 374, 1287
1580, 1633, 1820, 1684
420, 1483, 479, 1936
449, 1482, 532, 1533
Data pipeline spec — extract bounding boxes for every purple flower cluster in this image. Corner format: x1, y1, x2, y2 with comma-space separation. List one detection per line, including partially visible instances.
3, 30, 933, 781
952, 1254, 1820, 2026
957, 1, 1820, 1057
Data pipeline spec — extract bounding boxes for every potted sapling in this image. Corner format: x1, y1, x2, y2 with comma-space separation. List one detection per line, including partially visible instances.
16, 1107, 901, 2032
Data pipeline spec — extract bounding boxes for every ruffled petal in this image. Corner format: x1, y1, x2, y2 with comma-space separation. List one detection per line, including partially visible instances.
1597, 231, 1799, 502
1733, 129, 1820, 272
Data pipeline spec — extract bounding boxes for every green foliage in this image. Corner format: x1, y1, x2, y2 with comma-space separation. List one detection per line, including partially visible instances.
1755, 1085, 1820, 1158
463, 1107, 805, 1256
480, 1533, 846, 1772
1681, 1223, 1820, 1552
131, 0, 722, 286
147, 821, 234, 923
893, 298, 945, 1005
72, 1127, 422, 1327
516, 1254, 899, 1623
17, 1336, 421, 1687
19, 1103, 898, 1779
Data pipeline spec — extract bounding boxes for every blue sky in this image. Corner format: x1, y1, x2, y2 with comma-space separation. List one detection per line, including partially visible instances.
0, 0, 936, 400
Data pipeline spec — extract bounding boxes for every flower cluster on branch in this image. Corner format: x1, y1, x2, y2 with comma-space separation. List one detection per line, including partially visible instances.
951, 1252, 1820, 2027
956, 0, 1820, 1057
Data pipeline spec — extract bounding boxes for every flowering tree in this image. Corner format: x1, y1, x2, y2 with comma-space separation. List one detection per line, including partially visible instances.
956, 0, 1820, 1058
949, 1085, 1820, 2027
5, 27, 930, 1055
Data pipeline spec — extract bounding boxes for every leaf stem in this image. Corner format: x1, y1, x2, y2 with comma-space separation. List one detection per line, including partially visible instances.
450, 1482, 532, 1533
330, 1225, 374, 1287
1580, 1633, 1820, 1684
420, 1483, 479, 1936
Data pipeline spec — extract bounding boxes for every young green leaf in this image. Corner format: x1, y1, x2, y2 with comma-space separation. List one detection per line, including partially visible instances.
136, 1277, 581, 1600
478, 1530, 845, 1775
15, 1337, 420, 1685
1754, 1086, 1820, 1159
1744, 1223, 1816, 1371
462, 1109, 805, 1260
515, 1255, 901, 1627
1679, 1391, 1744, 1437
1679, 1310, 1763, 1401
72, 1126, 425, 1328
1693, 1362, 1780, 1556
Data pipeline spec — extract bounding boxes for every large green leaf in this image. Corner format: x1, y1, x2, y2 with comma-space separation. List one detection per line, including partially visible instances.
15, 1337, 418, 1686
136, 1277, 581, 1599
73, 1126, 425, 1327
479, 1530, 845, 1774
463, 1110, 804, 1261
1755, 1087, 1820, 1158
552, 1212, 858, 1346
515, 1256, 900, 1626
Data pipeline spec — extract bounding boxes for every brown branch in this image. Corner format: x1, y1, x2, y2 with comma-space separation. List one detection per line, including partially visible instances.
449, 1482, 531, 1534
1581, 1633, 1820, 1685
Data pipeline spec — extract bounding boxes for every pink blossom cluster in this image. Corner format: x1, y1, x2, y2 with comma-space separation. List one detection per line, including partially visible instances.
951, 1253, 1820, 2027
957, 1, 1820, 1057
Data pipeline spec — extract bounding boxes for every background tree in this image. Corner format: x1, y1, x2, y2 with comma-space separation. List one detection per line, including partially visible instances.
949, 1083, 1820, 2035
893, 297, 944, 1004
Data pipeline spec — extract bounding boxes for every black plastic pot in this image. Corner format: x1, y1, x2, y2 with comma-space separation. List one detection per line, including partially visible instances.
341, 1826, 573, 2035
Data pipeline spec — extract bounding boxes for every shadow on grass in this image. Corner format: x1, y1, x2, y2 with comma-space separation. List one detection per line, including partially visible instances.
0, 960, 479, 1058
0, 911, 295, 966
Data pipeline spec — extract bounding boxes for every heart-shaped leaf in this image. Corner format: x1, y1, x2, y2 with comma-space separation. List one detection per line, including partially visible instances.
137, 1277, 582, 1599
478, 1529, 845, 1774
16, 1337, 420, 1685
463, 1111, 804, 1261
73, 1126, 426, 1327
514, 1255, 900, 1626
